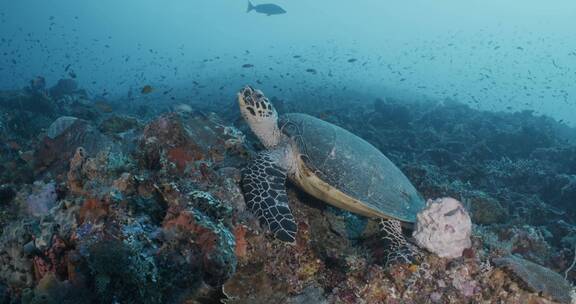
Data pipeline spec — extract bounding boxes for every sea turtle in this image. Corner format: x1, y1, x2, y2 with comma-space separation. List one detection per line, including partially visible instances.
237, 86, 426, 250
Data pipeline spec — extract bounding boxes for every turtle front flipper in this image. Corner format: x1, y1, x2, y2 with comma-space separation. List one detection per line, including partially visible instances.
242, 149, 297, 243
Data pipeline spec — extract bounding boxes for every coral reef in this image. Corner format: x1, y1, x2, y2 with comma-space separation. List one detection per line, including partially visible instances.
0, 83, 575, 303
24, 182, 57, 217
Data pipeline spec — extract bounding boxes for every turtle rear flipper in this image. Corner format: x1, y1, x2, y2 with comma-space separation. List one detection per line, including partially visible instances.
242, 149, 297, 243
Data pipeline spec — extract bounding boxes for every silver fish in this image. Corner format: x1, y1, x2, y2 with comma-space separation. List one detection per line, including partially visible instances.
247, 1, 286, 16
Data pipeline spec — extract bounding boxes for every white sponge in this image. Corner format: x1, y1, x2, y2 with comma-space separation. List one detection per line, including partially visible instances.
413, 197, 472, 259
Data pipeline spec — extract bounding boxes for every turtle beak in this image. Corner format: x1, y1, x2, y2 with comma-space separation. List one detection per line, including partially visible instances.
237, 87, 247, 108
237, 91, 245, 107
238, 86, 256, 119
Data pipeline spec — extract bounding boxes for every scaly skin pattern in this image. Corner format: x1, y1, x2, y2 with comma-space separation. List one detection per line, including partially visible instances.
241, 148, 297, 243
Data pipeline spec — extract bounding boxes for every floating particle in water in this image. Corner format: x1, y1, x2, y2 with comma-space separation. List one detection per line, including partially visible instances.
141, 85, 153, 94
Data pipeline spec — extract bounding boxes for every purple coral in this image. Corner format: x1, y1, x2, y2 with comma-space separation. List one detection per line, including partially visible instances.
26, 182, 57, 216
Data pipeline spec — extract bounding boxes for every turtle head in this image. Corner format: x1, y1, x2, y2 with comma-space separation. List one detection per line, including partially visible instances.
238, 86, 281, 148
238, 86, 278, 122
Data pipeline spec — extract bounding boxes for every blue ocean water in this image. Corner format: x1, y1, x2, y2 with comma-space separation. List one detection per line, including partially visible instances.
0, 1, 575, 303
1, 0, 575, 124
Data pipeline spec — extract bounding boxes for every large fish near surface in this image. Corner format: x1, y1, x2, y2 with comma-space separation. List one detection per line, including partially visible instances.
247, 1, 286, 16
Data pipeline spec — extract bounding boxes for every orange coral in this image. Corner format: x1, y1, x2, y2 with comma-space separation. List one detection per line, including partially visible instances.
163, 207, 195, 231
163, 208, 217, 253
233, 225, 248, 259
79, 198, 108, 224
167, 147, 194, 172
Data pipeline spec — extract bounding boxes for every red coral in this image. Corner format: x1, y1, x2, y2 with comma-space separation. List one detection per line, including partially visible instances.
32, 235, 70, 282
79, 198, 108, 224
462, 247, 476, 259
163, 207, 217, 253
167, 147, 195, 172
233, 225, 248, 259
33, 256, 51, 281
